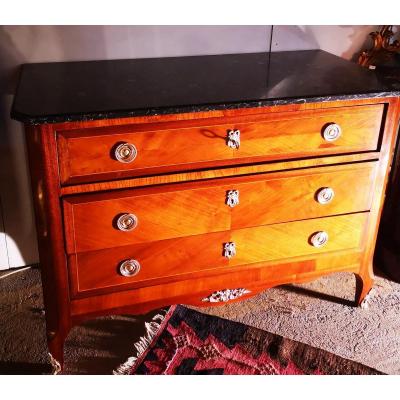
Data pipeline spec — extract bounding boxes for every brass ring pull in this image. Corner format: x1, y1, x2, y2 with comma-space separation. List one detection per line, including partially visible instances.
310, 231, 329, 248
119, 259, 141, 277
115, 142, 137, 163
322, 123, 341, 142
116, 213, 138, 231
316, 187, 334, 204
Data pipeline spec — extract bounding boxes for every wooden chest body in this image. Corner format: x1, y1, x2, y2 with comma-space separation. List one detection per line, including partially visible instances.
11, 51, 400, 370
23, 97, 399, 369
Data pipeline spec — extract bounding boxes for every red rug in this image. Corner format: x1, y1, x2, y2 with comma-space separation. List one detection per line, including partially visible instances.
115, 305, 381, 375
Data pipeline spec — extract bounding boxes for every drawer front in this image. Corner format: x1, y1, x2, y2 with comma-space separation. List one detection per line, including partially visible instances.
63, 163, 376, 254
71, 252, 363, 315
70, 213, 368, 295
58, 104, 383, 184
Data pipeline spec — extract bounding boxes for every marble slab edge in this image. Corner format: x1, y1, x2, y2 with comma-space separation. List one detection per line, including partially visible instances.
12, 91, 400, 126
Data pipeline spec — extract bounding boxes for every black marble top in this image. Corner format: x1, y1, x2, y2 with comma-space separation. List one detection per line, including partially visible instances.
11, 50, 400, 125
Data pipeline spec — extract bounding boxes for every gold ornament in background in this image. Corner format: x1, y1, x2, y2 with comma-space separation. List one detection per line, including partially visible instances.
359, 26, 400, 68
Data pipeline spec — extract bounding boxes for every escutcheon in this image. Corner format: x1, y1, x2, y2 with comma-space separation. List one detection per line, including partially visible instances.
226, 129, 241, 149
223, 242, 236, 259
226, 190, 240, 208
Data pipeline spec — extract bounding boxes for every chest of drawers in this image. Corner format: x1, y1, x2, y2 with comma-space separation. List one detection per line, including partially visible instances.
11, 50, 400, 371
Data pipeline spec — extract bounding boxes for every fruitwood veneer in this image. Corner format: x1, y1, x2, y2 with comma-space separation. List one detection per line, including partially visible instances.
23, 96, 400, 370
71, 213, 368, 296
57, 104, 383, 184
64, 163, 376, 253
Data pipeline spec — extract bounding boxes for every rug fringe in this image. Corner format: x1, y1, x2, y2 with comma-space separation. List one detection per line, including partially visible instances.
113, 310, 168, 375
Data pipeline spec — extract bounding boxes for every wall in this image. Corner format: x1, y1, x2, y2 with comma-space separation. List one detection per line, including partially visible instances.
0, 25, 380, 268
272, 26, 379, 61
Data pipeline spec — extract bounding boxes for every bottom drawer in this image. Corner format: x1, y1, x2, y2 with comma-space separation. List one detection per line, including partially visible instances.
71, 250, 364, 317
69, 212, 369, 296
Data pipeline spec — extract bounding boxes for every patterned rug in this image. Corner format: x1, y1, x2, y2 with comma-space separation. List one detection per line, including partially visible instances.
114, 305, 382, 375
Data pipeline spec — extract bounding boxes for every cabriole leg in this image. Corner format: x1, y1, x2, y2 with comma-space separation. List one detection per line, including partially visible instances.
47, 329, 67, 374
355, 273, 374, 308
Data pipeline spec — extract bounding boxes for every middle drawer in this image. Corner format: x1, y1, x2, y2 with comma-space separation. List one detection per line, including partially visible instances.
63, 162, 377, 254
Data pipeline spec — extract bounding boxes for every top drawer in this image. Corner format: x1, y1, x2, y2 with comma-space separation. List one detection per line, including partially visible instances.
57, 104, 384, 185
